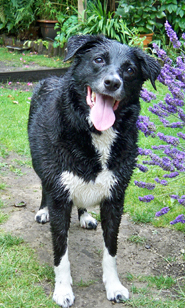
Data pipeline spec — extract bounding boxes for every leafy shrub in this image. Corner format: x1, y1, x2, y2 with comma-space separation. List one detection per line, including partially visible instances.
0, 0, 36, 34
116, 0, 165, 34
116, 0, 185, 45
54, 0, 145, 48
160, 0, 185, 35
53, 13, 78, 48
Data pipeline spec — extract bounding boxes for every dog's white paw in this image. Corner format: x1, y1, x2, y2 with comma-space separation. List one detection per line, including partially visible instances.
105, 281, 129, 302
53, 284, 75, 307
103, 247, 129, 303
35, 207, 49, 224
80, 212, 97, 229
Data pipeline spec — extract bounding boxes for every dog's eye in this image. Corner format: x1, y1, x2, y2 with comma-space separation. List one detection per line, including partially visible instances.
126, 67, 134, 75
94, 57, 104, 64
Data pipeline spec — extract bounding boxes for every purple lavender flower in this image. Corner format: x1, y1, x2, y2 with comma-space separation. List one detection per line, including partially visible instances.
173, 159, 184, 171
157, 133, 180, 146
149, 153, 174, 172
177, 132, 185, 140
178, 198, 185, 206
168, 122, 184, 128
159, 117, 170, 126
163, 172, 179, 178
140, 88, 156, 102
178, 109, 185, 122
138, 148, 152, 156
155, 207, 170, 217
137, 116, 156, 137
139, 195, 154, 202
138, 22, 185, 226
152, 43, 169, 62
142, 160, 155, 166
154, 178, 168, 185
152, 145, 170, 150
182, 33, 185, 40
170, 195, 179, 200
170, 214, 185, 225
160, 180, 168, 186
165, 21, 181, 49
136, 164, 148, 172
165, 94, 184, 107
164, 147, 185, 161
148, 105, 168, 118
134, 181, 155, 190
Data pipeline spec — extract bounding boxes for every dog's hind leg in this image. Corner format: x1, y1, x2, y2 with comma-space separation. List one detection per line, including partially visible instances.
35, 186, 50, 224
78, 208, 98, 229
50, 199, 75, 307
100, 198, 129, 303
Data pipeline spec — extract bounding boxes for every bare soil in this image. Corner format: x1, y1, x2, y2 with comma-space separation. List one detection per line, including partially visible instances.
1, 152, 185, 307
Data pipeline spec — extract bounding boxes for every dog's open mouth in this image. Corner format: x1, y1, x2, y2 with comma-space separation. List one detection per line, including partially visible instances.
86, 86, 120, 131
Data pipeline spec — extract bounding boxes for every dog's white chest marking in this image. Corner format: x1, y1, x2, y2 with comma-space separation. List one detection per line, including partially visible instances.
91, 127, 117, 167
61, 128, 118, 208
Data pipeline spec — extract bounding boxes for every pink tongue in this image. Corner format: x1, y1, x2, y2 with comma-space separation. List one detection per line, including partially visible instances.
90, 93, 115, 131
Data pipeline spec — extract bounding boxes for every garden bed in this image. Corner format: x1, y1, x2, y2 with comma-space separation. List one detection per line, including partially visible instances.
0, 34, 65, 57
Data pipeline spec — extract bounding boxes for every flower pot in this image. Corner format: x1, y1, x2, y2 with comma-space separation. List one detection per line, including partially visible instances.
140, 33, 154, 47
37, 20, 58, 40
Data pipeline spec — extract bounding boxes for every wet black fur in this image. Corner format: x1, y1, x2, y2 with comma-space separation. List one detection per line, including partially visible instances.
28, 35, 160, 266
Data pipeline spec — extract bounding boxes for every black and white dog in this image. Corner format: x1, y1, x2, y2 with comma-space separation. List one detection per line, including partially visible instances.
28, 35, 160, 307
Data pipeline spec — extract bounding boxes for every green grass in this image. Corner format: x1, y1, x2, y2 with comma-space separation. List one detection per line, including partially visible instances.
127, 235, 146, 245
0, 199, 9, 224
0, 182, 6, 190
0, 87, 31, 156
0, 232, 58, 308
0, 47, 67, 69
75, 278, 97, 287
125, 272, 185, 308
139, 275, 176, 289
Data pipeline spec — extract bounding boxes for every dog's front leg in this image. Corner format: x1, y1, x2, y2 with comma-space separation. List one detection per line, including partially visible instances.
49, 200, 75, 308
100, 199, 129, 303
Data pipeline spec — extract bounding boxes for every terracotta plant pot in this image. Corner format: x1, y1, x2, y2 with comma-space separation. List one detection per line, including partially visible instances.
37, 20, 58, 40
140, 33, 154, 47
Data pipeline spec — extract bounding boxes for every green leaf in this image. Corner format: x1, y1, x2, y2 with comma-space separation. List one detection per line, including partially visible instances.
156, 11, 166, 19
167, 4, 177, 13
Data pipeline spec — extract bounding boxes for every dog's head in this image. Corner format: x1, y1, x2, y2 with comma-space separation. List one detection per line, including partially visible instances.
64, 35, 161, 131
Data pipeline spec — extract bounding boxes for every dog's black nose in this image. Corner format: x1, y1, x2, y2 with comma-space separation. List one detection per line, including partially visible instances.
104, 76, 121, 91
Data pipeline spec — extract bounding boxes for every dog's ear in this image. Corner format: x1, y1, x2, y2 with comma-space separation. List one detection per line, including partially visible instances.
64, 35, 105, 62
134, 48, 161, 90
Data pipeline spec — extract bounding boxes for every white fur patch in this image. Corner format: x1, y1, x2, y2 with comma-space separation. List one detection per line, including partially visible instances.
91, 128, 117, 167
102, 246, 129, 302
61, 169, 116, 208
61, 128, 118, 208
80, 211, 97, 229
35, 207, 49, 223
53, 248, 75, 307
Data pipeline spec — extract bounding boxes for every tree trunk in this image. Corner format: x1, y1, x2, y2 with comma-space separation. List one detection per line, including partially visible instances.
107, 0, 115, 12
78, 0, 87, 18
